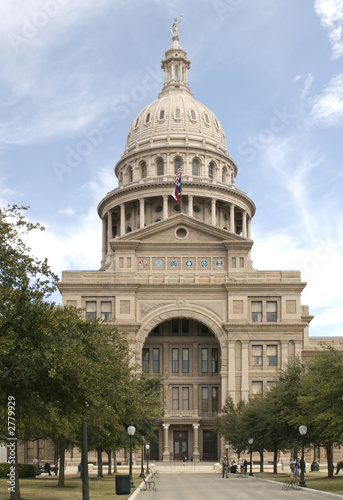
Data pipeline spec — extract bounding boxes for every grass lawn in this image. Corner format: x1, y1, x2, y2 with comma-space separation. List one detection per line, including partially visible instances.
255, 471, 343, 495
0, 473, 143, 500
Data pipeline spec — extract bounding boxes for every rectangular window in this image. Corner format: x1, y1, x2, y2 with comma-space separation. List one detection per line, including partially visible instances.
172, 387, 179, 410
252, 301, 262, 322
212, 387, 219, 413
182, 348, 189, 373
266, 301, 277, 322
252, 381, 263, 399
201, 387, 209, 412
212, 349, 219, 373
252, 345, 263, 366
267, 345, 277, 366
182, 387, 189, 410
153, 348, 160, 373
142, 348, 149, 373
201, 348, 208, 373
100, 301, 111, 321
172, 348, 179, 373
86, 301, 96, 320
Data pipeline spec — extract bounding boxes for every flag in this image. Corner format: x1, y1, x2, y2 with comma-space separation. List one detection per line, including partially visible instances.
172, 163, 182, 203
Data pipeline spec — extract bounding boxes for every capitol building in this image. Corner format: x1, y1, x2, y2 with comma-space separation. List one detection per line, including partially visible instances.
54, 24, 342, 465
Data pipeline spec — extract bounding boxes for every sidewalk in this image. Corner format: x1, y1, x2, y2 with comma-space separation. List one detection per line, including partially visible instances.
132, 470, 343, 500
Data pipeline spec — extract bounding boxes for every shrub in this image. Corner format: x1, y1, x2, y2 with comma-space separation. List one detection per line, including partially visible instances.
0, 463, 38, 478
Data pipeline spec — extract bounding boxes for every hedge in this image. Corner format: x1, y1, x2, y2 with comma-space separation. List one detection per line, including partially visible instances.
0, 463, 38, 478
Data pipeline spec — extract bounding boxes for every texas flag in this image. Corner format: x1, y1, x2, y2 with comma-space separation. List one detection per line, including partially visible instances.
172, 163, 182, 203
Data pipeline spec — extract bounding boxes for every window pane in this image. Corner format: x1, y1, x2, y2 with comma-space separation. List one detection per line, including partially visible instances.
182, 387, 189, 410
157, 159, 164, 176
212, 349, 219, 373
142, 348, 149, 373
252, 381, 263, 398
192, 159, 199, 176
202, 387, 209, 412
153, 348, 160, 373
252, 345, 263, 366
191, 109, 196, 120
266, 301, 277, 322
172, 348, 179, 373
208, 163, 214, 179
267, 345, 277, 366
100, 301, 111, 321
201, 349, 208, 373
86, 301, 96, 320
141, 162, 147, 178
175, 108, 181, 119
172, 387, 179, 410
182, 349, 189, 373
252, 301, 262, 322
159, 109, 165, 120
212, 387, 219, 413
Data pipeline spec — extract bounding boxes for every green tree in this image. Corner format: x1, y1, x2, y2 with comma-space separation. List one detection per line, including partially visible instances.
297, 346, 343, 477
215, 396, 248, 456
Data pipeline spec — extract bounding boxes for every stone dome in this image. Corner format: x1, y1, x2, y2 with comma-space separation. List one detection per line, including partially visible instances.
123, 38, 229, 158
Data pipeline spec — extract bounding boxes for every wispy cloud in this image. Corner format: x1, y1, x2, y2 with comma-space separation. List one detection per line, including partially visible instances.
308, 73, 343, 126
315, 0, 343, 58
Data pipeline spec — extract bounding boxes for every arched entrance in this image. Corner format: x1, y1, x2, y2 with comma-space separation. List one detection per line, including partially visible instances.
141, 317, 221, 462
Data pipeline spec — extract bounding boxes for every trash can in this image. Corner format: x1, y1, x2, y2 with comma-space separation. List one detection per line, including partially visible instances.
115, 475, 130, 495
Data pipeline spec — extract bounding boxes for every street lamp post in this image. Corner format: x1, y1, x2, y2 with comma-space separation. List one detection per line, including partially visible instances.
225, 443, 229, 460
299, 425, 307, 488
311, 445, 319, 472
224, 444, 229, 478
127, 425, 136, 489
81, 415, 89, 500
139, 441, 145, 478
248, 438, 254, 477
145, 443, 150, 474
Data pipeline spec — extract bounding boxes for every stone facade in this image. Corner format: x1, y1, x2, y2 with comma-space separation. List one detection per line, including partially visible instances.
56, 30, 342, 465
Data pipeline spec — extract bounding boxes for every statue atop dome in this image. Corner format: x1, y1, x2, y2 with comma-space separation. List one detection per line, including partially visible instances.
170, 15, 183, 40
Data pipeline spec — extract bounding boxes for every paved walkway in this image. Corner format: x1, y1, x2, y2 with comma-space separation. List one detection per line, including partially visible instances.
133, 472, 343, 500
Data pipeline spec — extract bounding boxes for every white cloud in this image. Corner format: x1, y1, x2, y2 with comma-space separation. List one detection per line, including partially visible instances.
315, 0, 343, 58
308, 73, 343, 126
300, 73, 314, 100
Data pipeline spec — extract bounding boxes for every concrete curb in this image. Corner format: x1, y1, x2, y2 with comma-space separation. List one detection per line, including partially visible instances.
255, 477, 343, 498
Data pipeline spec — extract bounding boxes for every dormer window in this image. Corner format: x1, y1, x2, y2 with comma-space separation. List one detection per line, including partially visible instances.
203, 112, 210, 125
175, 107, 181, 120
145, 113, 151, 124
159, 109, 165, 120
190, 109, 197, 121
135, 117, 139, 128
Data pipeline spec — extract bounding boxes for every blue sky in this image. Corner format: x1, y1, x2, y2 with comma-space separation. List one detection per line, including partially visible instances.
1, 0, 342, 337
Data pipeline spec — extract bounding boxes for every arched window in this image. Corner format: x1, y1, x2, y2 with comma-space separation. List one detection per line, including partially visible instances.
159, 109, 165, 120
192, 158, 199, 176
208, 162, 214, 180
175, 107, 181, 119
157, 159, 164, 176
174, 157, 182, 174
145, 113, 151, 123
128, 166, 133, 183
141, 162, 147, 179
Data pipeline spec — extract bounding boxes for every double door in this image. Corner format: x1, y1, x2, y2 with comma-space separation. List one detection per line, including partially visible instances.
173, 431, 188, 460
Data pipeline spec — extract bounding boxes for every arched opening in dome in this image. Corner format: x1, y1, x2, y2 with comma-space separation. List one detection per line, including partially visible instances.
192, 158, 200, 176
157, 158, 164, 176
174, 156, 182, 174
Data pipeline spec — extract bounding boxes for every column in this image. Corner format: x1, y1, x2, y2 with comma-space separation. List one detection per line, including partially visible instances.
242, 211, 247, 238
247, 217, 252, 239
241, 342, 249, 401
228, 340, 236, 399
162, 423, 170, 461
281, 341, 289, 369
102, 217, 107, 264
211, 198, 216, 226
229, 204, 235, 233
188, 195, 193, 217
192, 423, 200, 461
163, 195, 168, 220
107, 210, 112, 254
120, 203, 125, 237
140, 198, 145, 229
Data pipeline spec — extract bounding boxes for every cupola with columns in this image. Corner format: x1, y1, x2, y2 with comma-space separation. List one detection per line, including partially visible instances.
98, 26, 255, 269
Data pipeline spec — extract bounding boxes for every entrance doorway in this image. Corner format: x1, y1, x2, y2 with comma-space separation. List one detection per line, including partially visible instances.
203, 431, 217, 461
173, 431, 188, 460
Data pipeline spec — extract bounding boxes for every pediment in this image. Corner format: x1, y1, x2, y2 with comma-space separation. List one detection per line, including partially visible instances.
111, 214, 252, 249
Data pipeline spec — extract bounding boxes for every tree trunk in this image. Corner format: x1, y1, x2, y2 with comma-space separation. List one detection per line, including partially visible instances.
107, 451, 112, 475
113, 449, 117, 473
10, 436, 21, 500
97, 447, 103, 478
273, 449, 278, 474
259, 450, 264, 472
58, 442, 65, 487
326, 445, 334, 478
